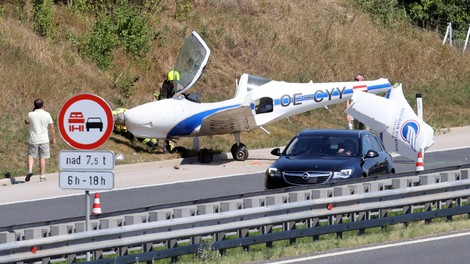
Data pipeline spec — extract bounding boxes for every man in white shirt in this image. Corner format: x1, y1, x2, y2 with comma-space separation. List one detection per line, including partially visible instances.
24, 99, 56, 182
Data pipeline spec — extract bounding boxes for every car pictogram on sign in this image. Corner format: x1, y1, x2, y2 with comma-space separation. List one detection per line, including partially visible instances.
86, 117, 103, 132
68, 112, 85, 132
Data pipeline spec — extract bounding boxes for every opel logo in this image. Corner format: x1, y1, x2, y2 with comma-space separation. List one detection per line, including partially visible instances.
302, 172, 310, 180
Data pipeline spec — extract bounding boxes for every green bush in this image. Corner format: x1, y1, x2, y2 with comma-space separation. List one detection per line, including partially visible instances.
114, 3, 151, 59
80, 1, 151, 69
33, 0, 55, 37
81, 16, 118, 69
354, 0, 408, 26
175, 0, 192, 21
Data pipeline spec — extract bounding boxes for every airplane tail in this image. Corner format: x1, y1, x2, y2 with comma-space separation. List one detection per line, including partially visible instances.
345, 83, 434, 171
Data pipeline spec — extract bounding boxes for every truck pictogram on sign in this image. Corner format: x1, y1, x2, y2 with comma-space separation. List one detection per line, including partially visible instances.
68, 112, 85, 132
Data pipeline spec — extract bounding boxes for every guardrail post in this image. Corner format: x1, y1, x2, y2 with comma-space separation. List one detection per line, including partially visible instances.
284, 220, 296, 245
100, 218, 121, 229
310, 217, 320, 241
348, 185, 358, 194
216, 231, 226, 255
0, 232, 15, 243
289, 191, 307, 202
335, 214, 343, 239
392, 178, 412, 189
446, 199, 454, 221
402, 205, 411, 227
173, 208, 193, 218
357, 211, 369, 235
424, 202, 433, 224
169, 238, 178, 263
197, 204, 217, 215
461, 169, 469, 179
243, 198, 262, 208
50, 225, 68, 236
441, 172, 455, 182
148, 211, 171, 222
125, 215, 146, 225
333, 187, 346, 197
24, 228, 44, 240
75, 222, 85, 232
220, 201, 241, 211
419, 174, 437, 185
68, 253, 77, 263
266, 195, 286, 205
118, 245, 129, 257
241, 198, 261, 251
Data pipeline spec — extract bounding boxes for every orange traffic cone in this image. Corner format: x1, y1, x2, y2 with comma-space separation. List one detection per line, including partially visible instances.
92, 192, 102, 215
415, 150, 424, 172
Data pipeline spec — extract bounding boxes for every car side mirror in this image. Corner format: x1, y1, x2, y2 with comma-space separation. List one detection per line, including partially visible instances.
365, 150, 379, 159
271, 148, 281, 156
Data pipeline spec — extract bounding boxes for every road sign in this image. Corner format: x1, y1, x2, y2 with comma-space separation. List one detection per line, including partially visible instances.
59, 150, 115, 171
58, 94, 114, 150
59, 171, 114, 190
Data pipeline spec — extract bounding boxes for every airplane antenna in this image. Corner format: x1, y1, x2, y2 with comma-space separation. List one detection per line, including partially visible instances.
259, 126, 271, 135
416, 93, 423, 120
324, 106, 333, 113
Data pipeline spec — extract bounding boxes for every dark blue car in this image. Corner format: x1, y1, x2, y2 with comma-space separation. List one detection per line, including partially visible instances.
265, 129, 395, 189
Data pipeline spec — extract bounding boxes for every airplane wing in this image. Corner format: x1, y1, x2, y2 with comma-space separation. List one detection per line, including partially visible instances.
345, 83, 434, 161
198, 106, 258, 135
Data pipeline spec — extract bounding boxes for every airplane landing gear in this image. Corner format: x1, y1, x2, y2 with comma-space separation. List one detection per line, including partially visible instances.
231, 143, 249, 161
231, 132, 249, 161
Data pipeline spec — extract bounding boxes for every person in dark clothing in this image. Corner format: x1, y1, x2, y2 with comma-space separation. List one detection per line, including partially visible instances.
155, 70, 180, 100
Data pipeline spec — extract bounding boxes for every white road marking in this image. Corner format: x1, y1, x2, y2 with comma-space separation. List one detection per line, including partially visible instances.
269, 231, 470, 263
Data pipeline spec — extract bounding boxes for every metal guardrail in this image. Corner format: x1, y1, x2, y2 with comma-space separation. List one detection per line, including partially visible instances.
0, 169, 469, 263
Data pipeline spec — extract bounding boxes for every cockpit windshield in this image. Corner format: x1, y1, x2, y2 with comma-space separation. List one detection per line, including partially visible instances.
173, 31, 211, 94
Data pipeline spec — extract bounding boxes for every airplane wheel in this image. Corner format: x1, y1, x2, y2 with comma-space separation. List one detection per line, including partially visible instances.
230, 143, 239, 154
172, 146, 189, 158
232, 145, 249, 161
231, 143, 246, 154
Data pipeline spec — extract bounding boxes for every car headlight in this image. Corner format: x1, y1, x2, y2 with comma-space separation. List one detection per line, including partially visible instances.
266, 167, 281, 177
332, 169, 353, 179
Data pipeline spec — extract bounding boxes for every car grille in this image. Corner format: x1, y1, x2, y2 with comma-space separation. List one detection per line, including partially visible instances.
282, 171, 332, 185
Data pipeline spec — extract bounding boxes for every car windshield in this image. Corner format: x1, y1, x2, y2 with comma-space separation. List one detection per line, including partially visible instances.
284, 135, 359, 157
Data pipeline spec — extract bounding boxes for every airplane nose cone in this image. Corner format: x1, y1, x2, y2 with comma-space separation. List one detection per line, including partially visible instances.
123, 104, 156, 138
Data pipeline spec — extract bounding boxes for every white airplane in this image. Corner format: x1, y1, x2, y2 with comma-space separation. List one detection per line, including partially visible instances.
346, 83, 434, 171
117, 31, 433, 169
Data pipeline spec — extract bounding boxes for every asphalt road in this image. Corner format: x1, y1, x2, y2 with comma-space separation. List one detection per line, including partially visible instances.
0, 147, 469, 229
268, 231, 470, 264
0, 126, 469, 229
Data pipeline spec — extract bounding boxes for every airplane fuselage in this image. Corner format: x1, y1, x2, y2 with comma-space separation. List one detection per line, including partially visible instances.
123, 74, 392, 139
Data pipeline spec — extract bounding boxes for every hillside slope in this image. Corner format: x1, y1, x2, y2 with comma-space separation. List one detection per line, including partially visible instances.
1, 0, 469, 178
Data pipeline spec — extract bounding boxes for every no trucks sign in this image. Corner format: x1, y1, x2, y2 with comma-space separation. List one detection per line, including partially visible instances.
58, 94, 114, 150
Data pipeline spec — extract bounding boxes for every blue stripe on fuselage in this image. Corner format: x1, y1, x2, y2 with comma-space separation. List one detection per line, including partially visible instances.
272, 83, 391, 105
167, 104, 240, 137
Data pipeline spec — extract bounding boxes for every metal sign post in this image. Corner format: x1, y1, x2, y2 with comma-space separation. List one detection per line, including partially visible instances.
85, 190, 91, 261
57, 94, 115, 262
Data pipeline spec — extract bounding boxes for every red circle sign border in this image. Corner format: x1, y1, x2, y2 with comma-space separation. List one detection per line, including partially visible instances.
58, 94, 114, 150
